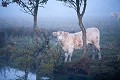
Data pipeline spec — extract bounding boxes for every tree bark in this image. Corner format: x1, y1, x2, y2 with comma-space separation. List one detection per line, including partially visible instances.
33, 1, 41, 80
24, 69, 29, 80
36, 62, 41, 80
33, 0, 39, 45
33, 14, 38, 45
76, 0, 87, 58
77, 14, 87, 57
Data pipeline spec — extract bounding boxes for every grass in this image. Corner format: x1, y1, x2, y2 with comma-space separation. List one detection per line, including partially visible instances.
0, 18, 120, 80
52, 20, 120, 80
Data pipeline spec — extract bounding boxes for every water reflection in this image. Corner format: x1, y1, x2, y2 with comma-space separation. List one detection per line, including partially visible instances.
0, 67, 88, 80
0, 67, 36, 80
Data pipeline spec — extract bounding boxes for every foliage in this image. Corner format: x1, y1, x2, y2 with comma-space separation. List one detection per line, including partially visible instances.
0, 28, 63, 75
0, 18, 120, 79
1, 0, 49, 46
2, 0, 48, 9
52, 19, 120, 80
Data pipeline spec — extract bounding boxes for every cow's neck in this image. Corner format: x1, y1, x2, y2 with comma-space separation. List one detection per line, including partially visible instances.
61, 36, 68, 47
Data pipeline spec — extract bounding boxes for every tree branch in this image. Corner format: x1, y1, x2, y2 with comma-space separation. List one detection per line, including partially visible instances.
20, 0, 34, 15
81, 0, 87, 17
62, 0, 77, 11
20, 8, 33, 15
68, 0, 77, 11
76, 0, 80, 14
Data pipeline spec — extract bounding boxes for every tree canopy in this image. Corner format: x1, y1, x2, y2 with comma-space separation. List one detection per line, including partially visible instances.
2, 0, 48, 16
58, 0, 87, 18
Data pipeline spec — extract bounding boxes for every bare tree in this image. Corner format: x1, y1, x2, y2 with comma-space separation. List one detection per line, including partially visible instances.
58, 0, 87, 57
1, 0, 48, 45
1, 1, 49, 80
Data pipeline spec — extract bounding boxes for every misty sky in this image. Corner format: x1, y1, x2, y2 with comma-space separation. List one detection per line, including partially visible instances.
0, 0, 120, 19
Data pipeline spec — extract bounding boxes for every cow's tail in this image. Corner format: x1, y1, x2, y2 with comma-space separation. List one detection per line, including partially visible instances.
93, 27, 99, 33
94, 27, 100, 50
95, 27, 100, 38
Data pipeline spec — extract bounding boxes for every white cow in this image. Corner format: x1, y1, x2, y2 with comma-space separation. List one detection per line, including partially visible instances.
52, 27, 101, 62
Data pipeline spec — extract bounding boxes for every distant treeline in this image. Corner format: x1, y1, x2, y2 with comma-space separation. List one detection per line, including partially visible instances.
0, 26, 34, 37
0, 17, 120, 40
0, 25, 80, 39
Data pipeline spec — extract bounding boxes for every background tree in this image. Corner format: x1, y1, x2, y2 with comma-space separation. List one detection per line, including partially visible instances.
58, 0, 87, 57
1, 1, 49, 80
1, 0, 48, 45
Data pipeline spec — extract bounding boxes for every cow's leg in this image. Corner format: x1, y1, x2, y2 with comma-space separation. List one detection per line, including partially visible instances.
65, 53, 68, 62
94, 44, 101, 60
68, 48, 74, 62
68, 53, 72, 62
92, 44, 96, 60
98, 50, 101, 60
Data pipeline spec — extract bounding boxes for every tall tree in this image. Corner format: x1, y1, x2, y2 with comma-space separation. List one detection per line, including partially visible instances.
1, 0, 48, 80
58, 0, 87, 57
1, 0, 48, 45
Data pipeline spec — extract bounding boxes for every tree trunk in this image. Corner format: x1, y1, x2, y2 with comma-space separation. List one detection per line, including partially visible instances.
33, 13, 38, 45
77, 14, 87, 57
36, 62, 41, 80
24, 69, 28, 80
33, 0, 39, 45
33, 1, 41, 80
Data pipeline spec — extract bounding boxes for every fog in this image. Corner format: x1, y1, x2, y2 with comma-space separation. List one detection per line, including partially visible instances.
0, 1, 120, 80
0, 0, 120, 28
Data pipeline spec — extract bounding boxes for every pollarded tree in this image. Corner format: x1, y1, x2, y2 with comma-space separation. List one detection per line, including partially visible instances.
1, 0, 48, 45
58, 0, 87, 57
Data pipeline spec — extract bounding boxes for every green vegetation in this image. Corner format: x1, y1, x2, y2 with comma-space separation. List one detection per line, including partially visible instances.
0, 18, 120, 80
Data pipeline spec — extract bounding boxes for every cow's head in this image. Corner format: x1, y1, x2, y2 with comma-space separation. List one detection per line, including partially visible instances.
52, 31, 68, 41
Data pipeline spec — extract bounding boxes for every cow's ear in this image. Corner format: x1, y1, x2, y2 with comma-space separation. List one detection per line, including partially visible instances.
52, 32, 57, 36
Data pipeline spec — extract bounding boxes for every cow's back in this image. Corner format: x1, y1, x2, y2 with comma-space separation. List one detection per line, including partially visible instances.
73, 32, 83, 49
86, 27, 100, 44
